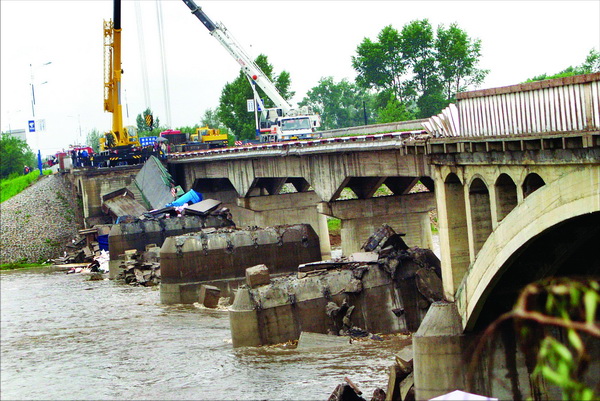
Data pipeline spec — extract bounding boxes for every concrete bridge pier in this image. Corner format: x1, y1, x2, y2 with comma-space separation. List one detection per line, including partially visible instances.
69, 166, 141, 227
318, 192, 436, 256
236, 191, 332, 260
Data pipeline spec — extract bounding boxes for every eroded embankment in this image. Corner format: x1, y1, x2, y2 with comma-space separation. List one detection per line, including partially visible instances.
0, 174, 83, 264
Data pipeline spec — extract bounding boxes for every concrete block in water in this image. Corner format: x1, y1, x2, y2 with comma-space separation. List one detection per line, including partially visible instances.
199, 284, 221, 308
245, 264, 270, 288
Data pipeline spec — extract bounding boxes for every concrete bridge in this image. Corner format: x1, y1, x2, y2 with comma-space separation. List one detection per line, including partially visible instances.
166, 73, 600, 399
167, 132, 436, 259
71, 73, 599, 399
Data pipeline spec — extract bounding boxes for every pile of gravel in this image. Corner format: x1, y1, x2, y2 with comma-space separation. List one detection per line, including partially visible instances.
0, 174, 83, 264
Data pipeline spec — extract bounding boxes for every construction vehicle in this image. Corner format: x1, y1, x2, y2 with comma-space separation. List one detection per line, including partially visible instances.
91, 0, 159, 167
181, 0, 321, 142
190, 126, 228, 148
157, 127, 228, 152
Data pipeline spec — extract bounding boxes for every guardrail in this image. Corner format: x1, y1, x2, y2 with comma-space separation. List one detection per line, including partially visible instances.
424, 73, 600, 137
168, 131, 429, 161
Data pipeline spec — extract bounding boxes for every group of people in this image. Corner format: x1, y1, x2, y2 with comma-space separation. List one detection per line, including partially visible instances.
153, 140, 169, 159
71, 148, 92, 167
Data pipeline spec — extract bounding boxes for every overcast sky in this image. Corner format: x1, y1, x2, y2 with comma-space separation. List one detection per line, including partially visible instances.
1, 0, 599, 154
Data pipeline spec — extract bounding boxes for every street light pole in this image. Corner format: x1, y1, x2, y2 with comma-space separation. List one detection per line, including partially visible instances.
30, 61, 51, 176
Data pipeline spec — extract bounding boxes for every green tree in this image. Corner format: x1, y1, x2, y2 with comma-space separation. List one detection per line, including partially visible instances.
136, 108, 160, 135
580, 48, 600, 73
201, 108, 221, 128
352, 20, 487, 119
86, 129, 102, 153
400, 19, 437, 102
376, 92, 415, 123
352, 25, 408, 102
299, 77, 376, 130
218, 54, 293, 140
435, 23, 488, 100
0, 135, 35, 178
525, 48, 600, 82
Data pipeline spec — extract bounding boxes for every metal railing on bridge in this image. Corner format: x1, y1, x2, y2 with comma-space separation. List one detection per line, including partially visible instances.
424, 73, 600, 137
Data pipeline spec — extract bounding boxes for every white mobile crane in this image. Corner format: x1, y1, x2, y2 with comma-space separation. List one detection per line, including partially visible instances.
182, 0, 321, 142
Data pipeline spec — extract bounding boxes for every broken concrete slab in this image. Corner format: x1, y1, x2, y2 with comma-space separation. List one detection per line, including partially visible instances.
183, 199, 222, 215
101, 188, 148, 222
245, 264, 271, 288
361, 224, 408, 253
415, 268, 443, 303
396, 344, 414, 373
296, 332, 351, 350
399, 372, 414, 401
348, 252, 379, 263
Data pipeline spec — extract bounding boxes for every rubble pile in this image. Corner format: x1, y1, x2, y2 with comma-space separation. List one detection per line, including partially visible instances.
116, 246, 161, 286
51, 226, 109, 265
328, 377, 387, 401
367, 224, 443, 321
385, 346, 415, 401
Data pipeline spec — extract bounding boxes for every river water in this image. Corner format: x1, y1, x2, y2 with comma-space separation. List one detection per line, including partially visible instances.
1, 268, 410, 400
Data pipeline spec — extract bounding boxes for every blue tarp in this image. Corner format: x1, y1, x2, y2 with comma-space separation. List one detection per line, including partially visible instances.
165, 189, 203, 207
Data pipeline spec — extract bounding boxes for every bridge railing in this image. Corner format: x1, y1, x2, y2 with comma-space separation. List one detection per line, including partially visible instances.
319, 119, 427, 138
424, 72, 600, 137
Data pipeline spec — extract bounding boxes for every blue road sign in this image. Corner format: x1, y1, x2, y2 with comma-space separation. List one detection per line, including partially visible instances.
28, 120, 35, 133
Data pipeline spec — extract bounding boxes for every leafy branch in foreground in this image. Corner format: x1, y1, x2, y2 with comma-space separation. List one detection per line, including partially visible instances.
469, 277, 599, 400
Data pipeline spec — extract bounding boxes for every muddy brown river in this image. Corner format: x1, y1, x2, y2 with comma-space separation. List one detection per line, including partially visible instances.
1, 267, 410, 400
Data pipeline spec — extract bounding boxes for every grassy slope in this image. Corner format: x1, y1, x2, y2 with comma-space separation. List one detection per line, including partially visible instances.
0, 170, 52, 203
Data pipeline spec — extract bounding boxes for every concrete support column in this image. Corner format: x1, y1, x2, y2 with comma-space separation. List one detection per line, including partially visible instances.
236, 191, 331, 260
437, 170, 470, 296
413, 302, 465, 401
319, 192, 435, 257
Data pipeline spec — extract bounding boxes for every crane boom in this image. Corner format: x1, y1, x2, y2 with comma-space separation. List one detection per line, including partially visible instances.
182, 0, 291, 115
182, 0, 321, 142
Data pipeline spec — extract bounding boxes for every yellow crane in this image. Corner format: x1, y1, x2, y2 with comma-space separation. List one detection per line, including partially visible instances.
101, 0, 139, 151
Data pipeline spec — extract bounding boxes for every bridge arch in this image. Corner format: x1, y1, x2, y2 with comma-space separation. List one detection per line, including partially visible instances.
522, 172, 545, 198
494, 173, 517, 222
455, 167, 600, 331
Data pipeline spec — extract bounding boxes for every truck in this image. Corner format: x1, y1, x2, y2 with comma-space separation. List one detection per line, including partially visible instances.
181, 0, 321, 142
91, 0, 160, 167
190, 126, 228, 148
157, 127, 227, 152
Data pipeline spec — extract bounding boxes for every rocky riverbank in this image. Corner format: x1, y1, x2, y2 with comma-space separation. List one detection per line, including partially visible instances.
0, 174, 83, 264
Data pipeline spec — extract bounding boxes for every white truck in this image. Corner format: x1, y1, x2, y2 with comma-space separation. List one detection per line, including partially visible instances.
182, 0, 321, 142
